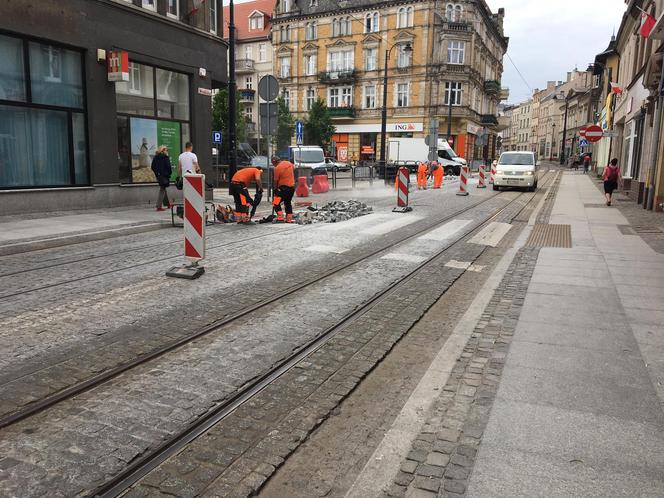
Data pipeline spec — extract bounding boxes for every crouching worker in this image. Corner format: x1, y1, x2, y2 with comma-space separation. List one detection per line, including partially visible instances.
431, 161, 444, 188
272, 156, 295, 223
230, 166, 263, 224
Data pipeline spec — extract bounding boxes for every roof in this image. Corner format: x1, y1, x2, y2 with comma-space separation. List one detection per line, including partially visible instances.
222, 0, 275, 41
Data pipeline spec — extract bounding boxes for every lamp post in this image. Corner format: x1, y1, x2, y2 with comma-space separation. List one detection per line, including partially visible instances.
379, 42, 413, 173
228, 0, 238, 188
559, 91, 570, 165
550, 123, 556, 161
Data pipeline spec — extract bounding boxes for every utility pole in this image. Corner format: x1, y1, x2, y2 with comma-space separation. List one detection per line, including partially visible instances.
447, 82, 453, 142
560, 93, 569, 165
228, 0, 237, 189
379, 48, 390, 174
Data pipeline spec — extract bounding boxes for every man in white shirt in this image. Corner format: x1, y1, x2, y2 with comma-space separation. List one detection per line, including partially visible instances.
178, 142, 200, 177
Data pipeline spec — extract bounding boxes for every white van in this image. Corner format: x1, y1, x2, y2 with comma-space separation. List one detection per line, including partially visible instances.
493, 151, 538, 191
288, 146, 326, 176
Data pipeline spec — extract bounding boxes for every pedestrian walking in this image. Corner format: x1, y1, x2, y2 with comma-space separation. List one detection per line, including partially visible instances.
178, 142, 200, 178
230, 166, 263, 224
583, 153, 591, 174
271, 156, 295, 223
151, 145, 173, 211
602, 158, 622, 206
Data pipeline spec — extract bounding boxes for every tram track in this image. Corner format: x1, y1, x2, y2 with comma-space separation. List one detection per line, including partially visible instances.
86, 169, 557, 497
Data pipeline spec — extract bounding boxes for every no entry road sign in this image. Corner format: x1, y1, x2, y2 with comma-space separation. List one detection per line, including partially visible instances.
579, 126, 587, 137
585, 125, 603, 143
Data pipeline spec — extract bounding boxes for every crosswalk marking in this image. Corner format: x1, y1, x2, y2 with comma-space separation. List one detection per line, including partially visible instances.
469, 222, 512, 247
381, 253, 427, 264
419, 219, 473, 241
304, 244, 348, 254
361, 216, 423, 236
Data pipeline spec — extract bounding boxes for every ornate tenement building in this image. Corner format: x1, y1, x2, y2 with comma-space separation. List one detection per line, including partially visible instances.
271, 0, 508, 164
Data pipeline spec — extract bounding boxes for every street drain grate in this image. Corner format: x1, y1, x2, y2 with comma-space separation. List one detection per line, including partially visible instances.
526, 224, 572, 248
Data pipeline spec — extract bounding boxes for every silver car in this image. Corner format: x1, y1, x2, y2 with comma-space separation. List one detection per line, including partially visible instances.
493, 151, 538, 192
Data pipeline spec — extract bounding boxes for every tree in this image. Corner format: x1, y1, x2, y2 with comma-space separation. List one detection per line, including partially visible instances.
304, 98, 335, 150
211, 88, 247, 158
276, 96, 294, 152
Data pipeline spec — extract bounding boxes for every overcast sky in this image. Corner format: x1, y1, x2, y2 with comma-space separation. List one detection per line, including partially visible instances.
487, 0, 628, 103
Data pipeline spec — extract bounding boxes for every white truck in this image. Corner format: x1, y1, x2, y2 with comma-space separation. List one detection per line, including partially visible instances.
387, 138, 466, 175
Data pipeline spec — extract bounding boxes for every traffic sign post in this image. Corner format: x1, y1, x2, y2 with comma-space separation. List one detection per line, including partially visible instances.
295, 120, 304, 145
579, 138, 589, 147
212, 131, 222, 144
258, 75, 279, 202
585, 125, 603, 143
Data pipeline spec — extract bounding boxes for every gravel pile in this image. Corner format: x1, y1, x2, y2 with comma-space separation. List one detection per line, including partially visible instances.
295, 200, 373, 224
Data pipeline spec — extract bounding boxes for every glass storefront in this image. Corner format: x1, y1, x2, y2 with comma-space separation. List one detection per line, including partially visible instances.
0, 33, 88, 188
115, 62, 190, 183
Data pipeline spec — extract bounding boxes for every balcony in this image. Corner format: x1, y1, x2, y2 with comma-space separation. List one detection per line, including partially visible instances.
484, 80, 501, 95
277, 70, 291, 81
239, 88, 255, 103
235, 59, 255, 74
319, 69, 357, 84
328, 106, 355, 118
480, 114, 499, 126
442, 21, 471, 32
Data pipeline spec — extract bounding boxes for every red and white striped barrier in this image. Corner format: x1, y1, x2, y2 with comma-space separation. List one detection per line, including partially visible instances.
393, 167, 413, 213
490, 160, 497, 184
167, 173, 206, 279
477, 164, 486, 189
456, 165, 469, 196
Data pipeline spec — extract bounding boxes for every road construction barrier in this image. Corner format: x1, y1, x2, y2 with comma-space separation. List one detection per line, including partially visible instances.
490, 161, 497, 184
296, 176, 310, 197
477, 164, 486, 189
312, 174, 330, 193
456, 165, 469, 196
393, 167, 412, 213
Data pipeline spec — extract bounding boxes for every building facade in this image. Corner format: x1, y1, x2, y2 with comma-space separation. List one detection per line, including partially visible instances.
223, 0, 274, 154
0, 0, 227, 214
270, 0, 508, 164
512, 99, 531, 151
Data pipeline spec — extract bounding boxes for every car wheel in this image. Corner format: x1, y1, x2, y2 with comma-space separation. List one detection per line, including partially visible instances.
493, 185, 499, 191
445, 167, 455, 176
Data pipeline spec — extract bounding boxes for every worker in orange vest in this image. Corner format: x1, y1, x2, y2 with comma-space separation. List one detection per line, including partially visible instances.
230, 166, 263, 224
431, 161, 444, 188
272, 156, 296, 223
417, 162, 428, 190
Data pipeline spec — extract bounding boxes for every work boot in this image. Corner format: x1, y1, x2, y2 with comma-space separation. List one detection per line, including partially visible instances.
285, 213, 294, 223
275, 211, 285, 223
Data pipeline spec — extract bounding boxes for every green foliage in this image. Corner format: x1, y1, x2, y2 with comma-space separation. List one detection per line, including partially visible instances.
304, 98, 335, 149
276, 96, 294, 151
211, 87, 247, 156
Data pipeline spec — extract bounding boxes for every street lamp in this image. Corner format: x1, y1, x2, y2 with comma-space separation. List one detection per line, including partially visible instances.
379, 42, 413, 172
558, 91, 571, 165
550, 123, 556, 161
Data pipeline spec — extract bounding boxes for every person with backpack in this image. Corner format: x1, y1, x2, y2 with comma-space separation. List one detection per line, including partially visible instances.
602, 158, 622, 206
150, 145, 172, 211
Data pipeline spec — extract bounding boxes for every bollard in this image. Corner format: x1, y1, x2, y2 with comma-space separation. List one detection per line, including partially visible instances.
489, 160, 497, 184
296, 176, 310, 197
456, 165, 469, 196
393, 167, 412, 213
477, 164, 486, 189
166, 173, 206, 279
312, 174, 329, 193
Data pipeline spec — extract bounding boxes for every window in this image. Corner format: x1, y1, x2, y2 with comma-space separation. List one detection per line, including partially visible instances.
0, 35, 88, 188
280, 25, 291, 42
306, 21, 317, 40
167, 0, 178, 18
304, 54, 317, 76
210, 0, 218, 34
397, 6, 414, 28
310, 0, 318, 6
445, 81, 461, 105
283, 89, 290, 109
341, 17, 351, 35
445, 3, 462, 22
306, 87, 316, 110
364, 48, 377, 71
245, 46, 253, 60
396, 83, 409, 107
328, 86, 352, 107
365, 12, 379, 33
244, 107, 253, 121
447, 41, 465, 64
282, 0, 290, 12
156, 68, 189, 120
245, 76, 253, 89
279, 57, 291, 78
364, 85, 376, 108
329, 50, 354, 71
397, 44, 412, 68
142, 0, 156, 10
249, 14, 264, 31
258, 43, 267, 61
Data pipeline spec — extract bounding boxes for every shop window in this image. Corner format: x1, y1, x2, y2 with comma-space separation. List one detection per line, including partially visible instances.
156, 68, 189, 120
0, 35, 87, 188
116, 63, 155, 116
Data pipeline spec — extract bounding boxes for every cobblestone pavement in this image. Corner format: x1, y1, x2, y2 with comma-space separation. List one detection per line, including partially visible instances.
0, 183, 520, 496
386, 173, 560, 498
121, 186, 541, 498
0, 182, 497, 421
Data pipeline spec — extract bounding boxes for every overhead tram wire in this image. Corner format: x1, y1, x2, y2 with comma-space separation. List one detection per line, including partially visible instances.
505, 51, 533, 98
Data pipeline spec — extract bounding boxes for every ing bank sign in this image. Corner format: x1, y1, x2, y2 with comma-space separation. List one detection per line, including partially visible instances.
388, 123, 423, 132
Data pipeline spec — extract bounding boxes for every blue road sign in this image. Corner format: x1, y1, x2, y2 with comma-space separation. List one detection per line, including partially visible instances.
295, 121, 304, 145
579, 138, 589, 147
212, 131, 222, 144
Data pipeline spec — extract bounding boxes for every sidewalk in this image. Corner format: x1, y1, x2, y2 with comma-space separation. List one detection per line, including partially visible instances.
466, 173, 664, 496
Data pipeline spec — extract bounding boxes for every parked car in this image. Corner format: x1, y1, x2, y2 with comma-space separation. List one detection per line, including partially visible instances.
324, 157, 351, 172
493, 151, 538, 192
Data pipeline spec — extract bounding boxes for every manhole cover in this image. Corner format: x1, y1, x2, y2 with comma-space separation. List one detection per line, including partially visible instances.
526, 224, 572, 248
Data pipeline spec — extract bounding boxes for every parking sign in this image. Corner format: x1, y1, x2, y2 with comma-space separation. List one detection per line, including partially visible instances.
212, 131, 222, 144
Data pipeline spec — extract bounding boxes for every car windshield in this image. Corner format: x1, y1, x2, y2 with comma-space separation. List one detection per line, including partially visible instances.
500, 153, 534, 166
293, 149, 324, 163
445, 148, 459, 158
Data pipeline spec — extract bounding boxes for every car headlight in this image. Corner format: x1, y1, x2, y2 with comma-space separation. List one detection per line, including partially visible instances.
524, 171, 534, 176
496, 169, 506, 174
